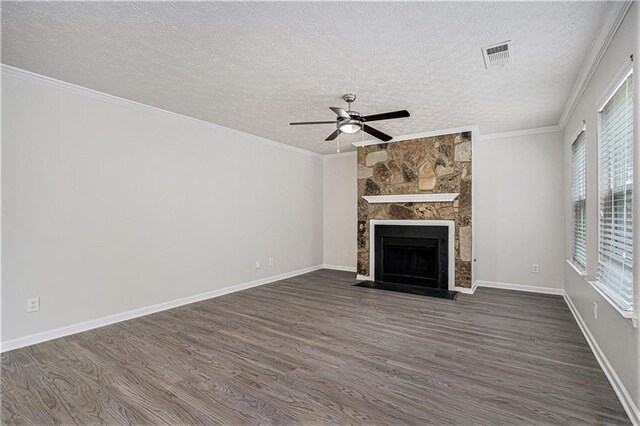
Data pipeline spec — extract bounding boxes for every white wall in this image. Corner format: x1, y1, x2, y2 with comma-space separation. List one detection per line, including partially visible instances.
562, 3, 639, 416
323, 153, 357, 270
1, 69, 324, 343
475, 131, 565, 290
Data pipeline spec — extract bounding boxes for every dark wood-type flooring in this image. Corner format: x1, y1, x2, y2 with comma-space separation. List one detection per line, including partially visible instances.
1, 269, 630, 424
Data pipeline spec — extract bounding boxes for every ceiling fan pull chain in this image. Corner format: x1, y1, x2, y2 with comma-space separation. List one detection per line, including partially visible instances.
337, 131, 340, 153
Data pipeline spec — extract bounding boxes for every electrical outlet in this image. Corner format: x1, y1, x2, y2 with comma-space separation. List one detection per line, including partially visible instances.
269, 257, 274, 266
255, 260, 261, 269
531, 264, 539, 274
593, 302, 598, 319
27, 297, 40, 313
343, 250, 349, 257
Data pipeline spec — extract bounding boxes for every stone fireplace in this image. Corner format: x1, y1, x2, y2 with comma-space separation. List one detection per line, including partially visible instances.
357, 132, 472, 288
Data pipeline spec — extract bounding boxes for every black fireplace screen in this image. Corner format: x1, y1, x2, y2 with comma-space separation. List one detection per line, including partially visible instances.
374, 225, 448, 289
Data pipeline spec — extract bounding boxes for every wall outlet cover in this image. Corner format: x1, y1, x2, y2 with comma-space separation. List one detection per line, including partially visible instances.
27, 297, 40, 313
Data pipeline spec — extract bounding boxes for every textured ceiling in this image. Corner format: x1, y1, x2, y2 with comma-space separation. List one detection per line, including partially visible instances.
2, 1, 610, 154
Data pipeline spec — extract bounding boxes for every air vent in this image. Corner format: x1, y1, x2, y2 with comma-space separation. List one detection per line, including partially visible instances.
482, 41, 512, 69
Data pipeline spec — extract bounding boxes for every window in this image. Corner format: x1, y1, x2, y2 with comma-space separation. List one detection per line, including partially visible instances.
597, 70, 633, 312
571, 130, 587, 272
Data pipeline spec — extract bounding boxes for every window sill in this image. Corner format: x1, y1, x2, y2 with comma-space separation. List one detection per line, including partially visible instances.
587, 280, 638, 328
566, 259, 587, 277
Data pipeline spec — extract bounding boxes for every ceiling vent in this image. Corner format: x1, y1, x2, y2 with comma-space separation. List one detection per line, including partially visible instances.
482, 41, 512, 69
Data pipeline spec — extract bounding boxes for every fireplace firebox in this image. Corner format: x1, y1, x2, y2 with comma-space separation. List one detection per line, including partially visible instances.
374, 225, 449, 289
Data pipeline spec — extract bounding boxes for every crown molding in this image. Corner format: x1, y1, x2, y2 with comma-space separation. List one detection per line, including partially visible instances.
477, 125, 561, 141
346, 124, 562, 148
1, 64, 323, 159
350, 125, 479, 148
558, 0, 633, 130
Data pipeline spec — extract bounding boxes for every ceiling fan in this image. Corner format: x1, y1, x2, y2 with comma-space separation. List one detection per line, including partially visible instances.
290, 94, 410, 142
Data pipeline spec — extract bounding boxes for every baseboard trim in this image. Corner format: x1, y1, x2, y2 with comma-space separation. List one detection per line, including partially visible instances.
563, 292, 639, 425
322, 264, 357, 273
476, 280, 564, 295
455, 280, 479, 294
0, 264, 324, 353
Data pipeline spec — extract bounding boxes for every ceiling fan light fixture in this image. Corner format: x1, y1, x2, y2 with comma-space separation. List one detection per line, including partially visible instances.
339, 119, 362, 134
289, 93, 410, 143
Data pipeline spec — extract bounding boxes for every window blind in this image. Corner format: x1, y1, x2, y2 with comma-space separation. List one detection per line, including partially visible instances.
571, 131, 587, 271
597, 71, 633, 311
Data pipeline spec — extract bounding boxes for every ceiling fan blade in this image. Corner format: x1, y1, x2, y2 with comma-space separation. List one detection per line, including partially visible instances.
290, 120, 338, 125
363, 125, 392, 142
325, 129, 342, 141
362, 110, 410, 122
330, 107, 351, 119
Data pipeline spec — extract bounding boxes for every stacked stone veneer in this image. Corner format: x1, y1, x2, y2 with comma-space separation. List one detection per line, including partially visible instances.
357, 132, 472, 287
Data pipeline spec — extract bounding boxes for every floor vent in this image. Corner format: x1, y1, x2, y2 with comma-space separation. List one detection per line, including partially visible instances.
482, 41, 512, 69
